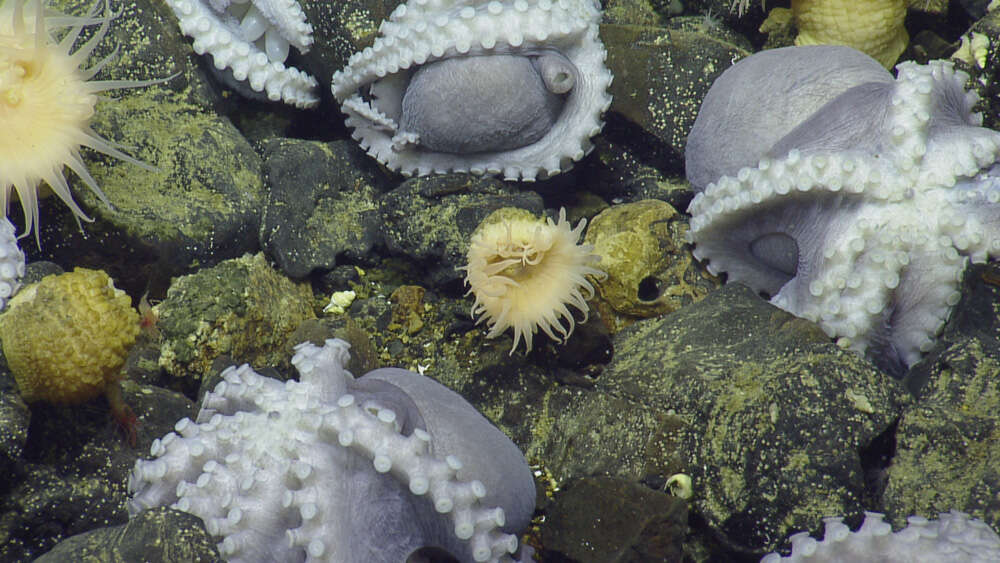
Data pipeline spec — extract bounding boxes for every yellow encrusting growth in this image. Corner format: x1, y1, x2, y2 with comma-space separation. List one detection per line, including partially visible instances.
0, 267, 139, 404
462, 207, 606, 354
0, 0, 153, 241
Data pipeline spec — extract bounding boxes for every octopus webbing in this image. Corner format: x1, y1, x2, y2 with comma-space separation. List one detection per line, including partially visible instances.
331, 0, 613, 181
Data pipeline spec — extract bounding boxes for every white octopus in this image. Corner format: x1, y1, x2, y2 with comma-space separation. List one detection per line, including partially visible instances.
331, 0, 613, 181
0, 217, 23, 312
128, 339, 536, 563
761, 511, 1000, 562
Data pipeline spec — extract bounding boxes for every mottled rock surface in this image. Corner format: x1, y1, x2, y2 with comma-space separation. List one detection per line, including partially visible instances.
259, 139, 387, 278
884, 264, 1000, 530
156, 253, 316, 389
378, 176, 544, 287
0, 376, 192, 561
585, 199, 718, 330
602, 24, 751, 172
0, 377, 28, 476
35, 506, 218, 563
541, 476, 687, 562
528, 284, 908, 555
53, 0, 217, 106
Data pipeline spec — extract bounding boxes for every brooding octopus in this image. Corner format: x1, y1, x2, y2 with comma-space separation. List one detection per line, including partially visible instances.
331, 0, 613, 180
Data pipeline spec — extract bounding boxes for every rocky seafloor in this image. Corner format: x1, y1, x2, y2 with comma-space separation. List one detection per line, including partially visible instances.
1, 0, 999, 561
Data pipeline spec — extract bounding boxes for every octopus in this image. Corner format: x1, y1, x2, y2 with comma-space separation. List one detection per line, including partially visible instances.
128, 338, 536, 562
685, 45, 1000, 375
761, 511, 1000, 561
166, 0, 319, 108
331, 0, 613, 181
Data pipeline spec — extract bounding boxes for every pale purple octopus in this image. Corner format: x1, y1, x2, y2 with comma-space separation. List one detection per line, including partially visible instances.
685, 45, 1000, 374
128, 339, 535, 562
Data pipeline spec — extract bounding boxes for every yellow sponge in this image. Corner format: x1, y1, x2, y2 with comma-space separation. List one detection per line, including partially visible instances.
1, 268, 140, 405
792, 0, 908, 68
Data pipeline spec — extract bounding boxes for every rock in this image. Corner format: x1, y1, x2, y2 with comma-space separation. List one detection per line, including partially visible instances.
35, 506, 218, 562
0, 380, 193, 562
529, 284, 909, 555
53, 0, 218, 106
0, 373, 192, 558
905, 263, 1000, 394
584, 199, 718, 330
156, 253, 316, 391
883, 264, 1000, 531
33, 88, 267, 297
299, 0, 400, 106
541, 476, 687, 562
963, 2, 1000, 129
884, 363, 1000, 531
575, 137, 694, 210
602, 24, 751, 173
377, 176, 544, 287
0, 464, 126, 561
602, 0, 680, 26
259, 139, 388, 278
0, 377, 29, 476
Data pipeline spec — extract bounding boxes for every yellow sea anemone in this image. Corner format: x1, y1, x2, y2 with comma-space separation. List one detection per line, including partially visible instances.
462, 207, 606, 354
0, 0, 153, 242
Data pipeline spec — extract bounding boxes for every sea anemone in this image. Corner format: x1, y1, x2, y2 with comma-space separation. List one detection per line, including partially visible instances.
0, 0, 154, 242
462, 207, 606, 354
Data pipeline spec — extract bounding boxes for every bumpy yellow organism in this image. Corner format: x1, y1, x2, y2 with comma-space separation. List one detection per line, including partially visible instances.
0, 268, 139, 405
741, 0, 908, 68
792, 0, 907, 68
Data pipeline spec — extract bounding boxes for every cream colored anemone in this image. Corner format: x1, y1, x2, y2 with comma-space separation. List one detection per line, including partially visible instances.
462, 207, 606, 354
0, 0, 153, 242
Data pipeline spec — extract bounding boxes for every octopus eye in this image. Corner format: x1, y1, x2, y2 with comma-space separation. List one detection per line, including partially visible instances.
359, 85, 375, 104
749, 232, 800, 279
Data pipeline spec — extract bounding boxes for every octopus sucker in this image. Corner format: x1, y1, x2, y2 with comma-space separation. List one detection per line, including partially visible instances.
331, 0, 612, 181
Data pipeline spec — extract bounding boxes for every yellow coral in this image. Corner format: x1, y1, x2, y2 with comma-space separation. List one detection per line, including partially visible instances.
0, 267, 139, 404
